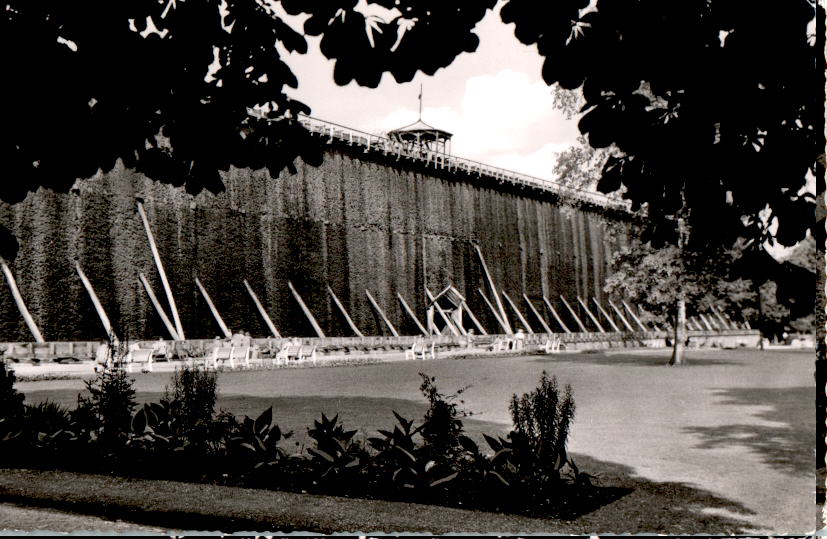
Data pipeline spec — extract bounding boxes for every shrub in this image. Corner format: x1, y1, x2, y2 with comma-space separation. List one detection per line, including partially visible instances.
75, 366, 137, 447
418, 373, 471, 468
507, 370, 575, 489
165, 365, 218, 447
0, 361, 24, 423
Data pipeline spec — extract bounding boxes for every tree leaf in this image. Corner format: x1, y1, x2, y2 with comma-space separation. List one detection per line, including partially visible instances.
308, 447, 335, 463
255, 406, 273, 436
429, 472, 458, 488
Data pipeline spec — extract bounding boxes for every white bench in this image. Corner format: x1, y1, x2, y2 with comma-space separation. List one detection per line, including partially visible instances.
276, 344, 316, 365
210, 346, 253, 369
405, 341, 435, 360
126, 349, 154, 373
542, 337, 563, 354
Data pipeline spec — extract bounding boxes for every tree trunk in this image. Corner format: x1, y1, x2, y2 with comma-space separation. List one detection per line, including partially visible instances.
754, 278, 765, 350
669, 214, 689, 366
669, 298, 687, 366
815, 151, 826, 492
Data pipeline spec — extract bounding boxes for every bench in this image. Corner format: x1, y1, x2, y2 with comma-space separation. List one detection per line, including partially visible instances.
484, 337, 507, 352
542, 337, 564, 354
405, 341, 435, 360
276, 344, 316, 365
126, 349, 154, 373
210, 346, 253, 369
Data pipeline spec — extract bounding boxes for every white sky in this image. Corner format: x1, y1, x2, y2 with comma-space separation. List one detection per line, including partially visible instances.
281, 2, 579, 180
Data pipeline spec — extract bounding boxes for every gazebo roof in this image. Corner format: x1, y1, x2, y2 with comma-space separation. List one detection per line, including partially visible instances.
388, 119, 453, 141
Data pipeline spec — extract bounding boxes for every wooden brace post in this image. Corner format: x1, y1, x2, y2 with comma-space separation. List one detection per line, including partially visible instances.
542, 296, 571, 334
195, 277, 232, 339
560, 295, 589, 333
365, 289, 399, 337
523, 293, 553, 334
137, 201, 185, 340
329, 285, 363, 337
244, 280, 281, 338
76, 262, 118, 344
501, 290, 534, 334
397, 293, 427, 336
288, 281, 326, 338
139, 273, 180, 341
0, 258, 44, 343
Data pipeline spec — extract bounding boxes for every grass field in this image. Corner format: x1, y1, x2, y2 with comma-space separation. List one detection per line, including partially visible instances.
16, 348, 817, 534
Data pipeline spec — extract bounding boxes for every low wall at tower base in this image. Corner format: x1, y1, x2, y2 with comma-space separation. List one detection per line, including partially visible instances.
0, 329, 761, 368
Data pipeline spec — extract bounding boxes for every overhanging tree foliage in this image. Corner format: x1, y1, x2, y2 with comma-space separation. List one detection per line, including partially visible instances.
0, 0, 495, 261
500, 0, 822, 363
1, 0, 494, 204
501, 0, 820, 248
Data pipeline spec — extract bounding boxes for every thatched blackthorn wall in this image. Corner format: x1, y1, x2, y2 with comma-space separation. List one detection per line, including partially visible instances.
0, 147, 629, 341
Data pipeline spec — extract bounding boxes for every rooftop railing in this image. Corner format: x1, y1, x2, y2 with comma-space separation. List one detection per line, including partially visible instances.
297, 114, 631, 212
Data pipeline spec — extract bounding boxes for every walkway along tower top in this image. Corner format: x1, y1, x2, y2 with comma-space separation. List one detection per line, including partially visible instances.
387, 85, 452, 155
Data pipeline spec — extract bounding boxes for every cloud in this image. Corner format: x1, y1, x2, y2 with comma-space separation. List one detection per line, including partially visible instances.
486, 142, 572, 180
374, 69, 579, 179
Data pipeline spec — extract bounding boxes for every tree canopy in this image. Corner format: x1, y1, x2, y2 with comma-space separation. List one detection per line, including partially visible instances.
1, 0, 494, 205
501, 0, 822, 249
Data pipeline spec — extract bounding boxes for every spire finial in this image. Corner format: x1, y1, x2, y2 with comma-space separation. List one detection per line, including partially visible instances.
418, 83, 423, 120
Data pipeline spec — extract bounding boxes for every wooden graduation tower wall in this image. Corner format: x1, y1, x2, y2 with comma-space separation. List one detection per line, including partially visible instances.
0, 118, 631, 341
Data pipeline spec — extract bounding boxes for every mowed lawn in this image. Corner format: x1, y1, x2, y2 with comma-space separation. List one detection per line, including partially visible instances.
19, 348, 816, 534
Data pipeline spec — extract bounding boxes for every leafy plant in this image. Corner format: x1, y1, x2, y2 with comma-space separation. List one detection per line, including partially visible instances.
507, 371, 575, 490
418, 373, 471, 468
306, 413, 363, 482
229, 407, 292, 474
368, 410, 459, 495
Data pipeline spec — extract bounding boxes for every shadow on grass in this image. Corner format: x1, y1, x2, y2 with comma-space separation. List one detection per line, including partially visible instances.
681, 386, 814, 477
568, 453, 759, 533
534, 351, 742, 367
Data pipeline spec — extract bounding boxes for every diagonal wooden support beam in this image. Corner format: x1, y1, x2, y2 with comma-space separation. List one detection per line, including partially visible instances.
478, 289, 510, 334
463, 304, 488, 335
328, 285, 363, 337
137, 201, 185, 340
697, 314, 715, 331
365, 289, 398, 337
577, 296, 605, 333
195, 277, 232, 339
427, 288, 464, 336
501, 290, 533, 334
608, 300, 635, 332
542, 296, 571, 334
474, 245, 512, 334
592, 298, 621, 332
397, 293, 427, 336
1, 258, 44, 343
244, 279, 280, 338
622, 300, 648, 331
560, 295, 588, 333
289, 281, 326, 338
523, 294, 553, 334
139, 272, 180, 341
719, 308, 741, 329
710, 306, 733, 330
76, 262, 118, 344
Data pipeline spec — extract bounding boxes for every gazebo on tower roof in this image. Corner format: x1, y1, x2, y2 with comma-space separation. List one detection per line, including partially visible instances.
387, 85, 453, 155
